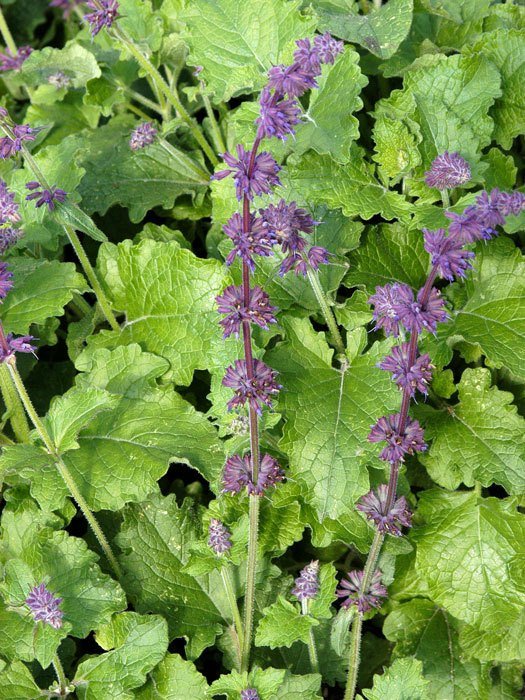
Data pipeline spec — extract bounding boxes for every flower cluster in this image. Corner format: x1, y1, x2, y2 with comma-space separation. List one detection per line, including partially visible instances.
222, 453, 284, 496
446, 188, 525, 243
292, 560, 320, 601
336, 569, 387, 613
241, 690, 259, 700
0, 244, 35, 361
26, 182, 67, 211
25, 583, 63, 629
357, 484, 412, 537
85, 0, 119, 36
0, 123, 36, 159
369, 414, 426, 463
208, 519, 232, 555
369, 282, 447, 337
379, 343, 433, 397
424, 151, 471, 191
0, 45, 33, 72
216, 284, 277, 338
129, 122, 157, 151
222, 359, 281, 414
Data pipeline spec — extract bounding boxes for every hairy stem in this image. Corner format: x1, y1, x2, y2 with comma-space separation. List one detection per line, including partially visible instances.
6, 358, 122, 579
344, 613, 363, 700
0, 363, 30, 442
301, 598, 319, 673
119, 83, 165, 116
52, 653, 68, 696
201, 90, 227, 154
306, 267, 345, 357
221, 565, 245, 668
441, 188, 450, 209
241, 493, 260, 672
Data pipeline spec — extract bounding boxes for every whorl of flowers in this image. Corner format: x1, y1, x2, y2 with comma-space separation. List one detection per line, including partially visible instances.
291, 560, 320, 601
25, 583, 63, 629
0, 45, 33, 72
208, 519, 232, 555
222, 453, 284, 496
240, 690, 260, 700
357, 484, 412, 537
336, 569, 387, 613
424, 151, 471, 191
129, 122, 157, 151
25, 182, 67, 211
85, 0, 119, 36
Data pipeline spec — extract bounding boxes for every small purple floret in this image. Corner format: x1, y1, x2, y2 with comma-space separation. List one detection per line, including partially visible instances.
0, 261, 13, 299
0, 124, 36, 159
241, 690, 260, 700
222, 453, 284, 495
213, 145, 281, 200
0, 227, 23, 254
25, 583, 63, 629
208, 519, 232, 555
0, 180, 20, 225
357, 484, 412, 536
85, 0, 119, 36
129, 122, 157, 151
0, 46, 33, 72
336, 569, 387, 613
223, 359, 281, 414
25, 182, 67, 211
424, 151, 471, 191
379, 343, 433, 396
474, 189, 506, 229
216, 284, 277, 338
256, 87, 301, 140
223, 212, 277, 271
267, 63, 317, 97
292, 560, 319, 601
293, 38, 322, 76
445, 206, 483, 244
313, 32, 344, 64
368, 414, 426, 463
395, 286, 448, 335
0, 333, 36, 362
423, 228, 475, 281
368, 282, 412, 338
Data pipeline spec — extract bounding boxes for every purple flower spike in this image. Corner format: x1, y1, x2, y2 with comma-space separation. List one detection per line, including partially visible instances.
292, 560, 319, 601
423, 228, 475, 281
216, 284, 277, 338
267, 63, 317, 98
0, 180, 20, 225
357, 484, 412, 536
0, 124, 37, 160
129, 122, 157, 151
0, 333, 36, 362
368, 282, 413, 338
307, 246, 330, 270
293, 38, 322, 77
0, 262, 13, 299
25, 182, 67, 211
85, 0, 119, 36
25, 583, 63, 629
213, 145, 281, 200
223, 359, 281, 414
208, 519, 232, 555
0, 227, 23, 254
222, 453, 284, 495
0, 46, 33, 72
223, 212, 277, 271
313, 32, 344, 64
379, 343, 433, 396
475, 189, 506, 229
395, 286, 448, 335
368, 414, 426, 463
445, 206, 484, 244
424, 151, 471, 191
336, 569, 387, 613
256, 88, 301, 141
500, 190, 525, 217
241, 690, 260, 700
260, 199, 316, 255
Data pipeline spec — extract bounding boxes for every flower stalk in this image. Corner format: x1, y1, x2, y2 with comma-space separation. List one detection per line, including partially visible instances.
0, 362, 30, 442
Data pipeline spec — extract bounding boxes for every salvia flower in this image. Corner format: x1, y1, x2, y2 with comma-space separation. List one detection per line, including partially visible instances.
267, 63, 317, 98
208, 519, 232, 555
0, 262, 13, 299
307, 245, 330, 270
48, 71, 71, 88
474, 189, 506, 229
216, 284, 277, 338
368, 414, 426, 463
357, 484, 412, 536
500, 190, 525, 217
0, 124, 37, 159
424, 151, 471, 191
223, 359, 281, 414
379, 343, 433, 396
25, 583, 63, 629
0, 227, 23, 254
222, 453, 284, 495
213, 145, 281, 200
0, 45, 33, 72
0, 180, 20, 224
293, 38, 322, 76
395, 286, 448, 335
241, 690, 260, 700
85, 0, 119, 36
260, 199, 315, 250
368, 282, 413, 338
26, 182, 67, 210
224, 212, 277, 271
313, 32, 344, 64
423, 228, 475, 281
0, 333, 36, 362
445, 205, 484, 244
129, 122, 157, 151
336, 569, 387, 613
256, 87, 301, 140
291, 560, 319, 601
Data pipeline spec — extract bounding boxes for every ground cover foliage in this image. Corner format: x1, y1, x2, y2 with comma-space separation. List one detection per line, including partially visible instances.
0, 0, 523, 698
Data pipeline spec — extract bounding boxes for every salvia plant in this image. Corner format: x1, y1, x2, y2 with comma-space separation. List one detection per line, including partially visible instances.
0, 1, 523, 699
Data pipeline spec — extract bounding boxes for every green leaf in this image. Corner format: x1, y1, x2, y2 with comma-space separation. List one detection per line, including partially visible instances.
459, 611, 525, 663
318, 0, 414, 59
344, 223, 429, 293
74, 613, 168, 700
293, 47, 368, 162
0, 259, 88, 336
182, 0, 316, 103
210, 668, 286, 700
255, 596, 320, 649
266, 317, 400, 520
383, 599, 491, 699
117, 0, 164, 54
134, 654, 209, 699
310, 563, 337, 620
448, 238, 525, 379
283, 147, 412, 222
54, 203, 108, 243
417, 368, 525, 494
359, 658, 429, 700
77, 117, 208, 222
372, 106, 422, 183
91, 239, 228, 386
117, 493, 225, 659
0, 660, 41, 700
269, 672, 322, 700
413, 491, 525, 632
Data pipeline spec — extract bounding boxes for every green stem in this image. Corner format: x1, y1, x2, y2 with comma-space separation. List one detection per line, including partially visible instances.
344, 614, 363, 700
440, 188, 450, 209
120, 84, 164, 116
301, 599, 319, 673
373, 0, 383, 9
71, 292, 92, 317
114, 28, 218, 166
241, 494, 260, 672
52, 653, 68, 696
201, 90, 227, 154
6, 359, 122, 579
0, 6, 17, 54
0, 363, 30, 442
306, 267, 345, 357
221, 565, 245, 669
126, 101, 152, 121
473, 481, 482, 497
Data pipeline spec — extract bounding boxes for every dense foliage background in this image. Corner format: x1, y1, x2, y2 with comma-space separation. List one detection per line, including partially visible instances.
0, 0, 524, 698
